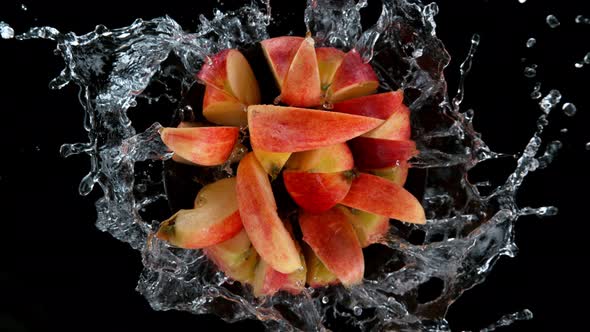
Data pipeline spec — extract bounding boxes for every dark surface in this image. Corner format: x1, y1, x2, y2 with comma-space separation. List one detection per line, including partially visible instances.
0, 0, 587, 331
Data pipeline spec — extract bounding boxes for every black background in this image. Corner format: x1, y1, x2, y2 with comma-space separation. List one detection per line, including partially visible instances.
0, 0, 588, 331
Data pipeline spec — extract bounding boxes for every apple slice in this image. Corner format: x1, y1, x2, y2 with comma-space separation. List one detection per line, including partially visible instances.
299, 207, 364, 286
204, 229, 258, 283
283, 171, 352, 213
340, 173, 426, 224
316, 47, 345, 91
252, 147, 292, 179
252, 253, 306, 297
285, 143, 353, 173
197, 49, 261, 106
332, 91, 404, 120
368, 161, 409, 186
304, 245, 338, 288
261, 36, 304, 87
280, 36, 322, 107
362, 103, 411, 140
156, 177, 243, 248
160, 126, 239, 166
327, 49, 379, 103
170, 121, 201, 165
340, 206, 390, 248
248, 105, 383, 153
236, 153, 302, 274
202, 85, 247, 126
348, 137, 417, 169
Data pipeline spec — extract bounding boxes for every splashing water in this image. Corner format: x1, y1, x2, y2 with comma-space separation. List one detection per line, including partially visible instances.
0, 0, 578, 330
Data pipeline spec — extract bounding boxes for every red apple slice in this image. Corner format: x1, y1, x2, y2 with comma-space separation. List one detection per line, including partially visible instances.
362, 103, 411, 140
283, 171, 352, 213
236, 153, 302, 274
156, 177, 243, 248
340, 206, 390, 248
316, 47, 345, 91
340, 173, 426, 224
368, 161, 410, 186
248, 105, 383, 153
261, 36, 304, 87
202, 85, 247, 126
328, 49, 379, 103
204, 229, 259, 283
304, 245, 338, 288
332, 91, 404, 120
299, 207, 364, 286
348, 137, 417, 169
285, 143, 353, 173
280, 36, 322, 107
160, 126, 239, 166
197, 49, 261, 105
252, 254, 306, 297
170, 121, 202, 165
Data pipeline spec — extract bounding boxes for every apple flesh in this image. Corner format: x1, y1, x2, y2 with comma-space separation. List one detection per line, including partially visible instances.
340, 173, 426, 224
340, 206, 390, 248
236, 153, 302, 274
285, 142, 353, 173
280, 36, 322, 107
252, 148, 292, 179
368, 161, 410, 186
362, 103, 411, 141
204, 229, 259, 283
260, 36, 304, 88
327, 49, 379, 103
156, 177, 243, 248
283, 171, 352, 213
248, 105, 383, 153
332, 91, 404, 120
197, 49, 261, 106
160, 126, 239, 166
316, 47, 345, 91
348, 137, 417, 169
304, 245, 338, 288
299, 207, 364, 286
202, 85, 247, 126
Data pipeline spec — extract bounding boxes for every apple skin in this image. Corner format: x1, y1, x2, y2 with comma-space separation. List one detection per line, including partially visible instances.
340, 206, 390, 248
285, 143, 353, 173
252, 253, 306, 297
304, 245, 338, 288
236, 153, 302, 274
299, 207, 364, 286
260, 36, 305, 88
202, 85, 247, 126
283, 171, 352, 213
203, 229, 259, 284
197, 49, 260, 106
327, 49, 379, 103
156, 177, 243, 248
362, 103, 411, 141
340, 173, 426, 224
332, 91, 404, 120
160, 126, 239, 166
248, 105, 383, 153
348, 137, 417, 169
316, 47, 345, 91
280, 36, 322, 107
367, 161, 409, 186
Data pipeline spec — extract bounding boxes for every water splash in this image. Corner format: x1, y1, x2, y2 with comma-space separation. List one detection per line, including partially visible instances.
0, 21, 14, 39
1, 0, 568, 330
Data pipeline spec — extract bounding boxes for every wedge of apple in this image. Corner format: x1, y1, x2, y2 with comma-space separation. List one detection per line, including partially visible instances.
252, 253, 306, 297
368, 161, 409, 185
299, 207, 364, 286
362, 103, 411, 141
316, 47, 345, 92
284, 143, 353, 173
160, 126, 239, 166
248, 105, 383, 153
348, 137, 417, 169
332, 91, 404, 120
252, 148, 292, 180
202, 85, 248, 126
340, 173, 425, 224
327, 49, 379, 103
304, 245, 338, 288
280, 36, 322, 107
261, 36, 304, 87
236, 153, 302, 274
204, 229, 258, 283
340, 206, 390, 248
156, 177, 243, 248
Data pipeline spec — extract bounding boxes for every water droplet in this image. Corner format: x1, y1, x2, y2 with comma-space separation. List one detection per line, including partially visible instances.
562, 102, 577, 117
523, 66, 536, 78
575, 15, 589, 24
586, 142, 590, 150
575, 62, 584, 69
21, 4, 28, 11
353, 306, 362, 316
0, 22, 14, 39
321, 296, 329, 304
518, 0, 527, 3
539, 89, 561, 113
584, 52, 590, 64
526, 38, 536, 48
412, 48, 424, 58
560, 128, 568, 133
546, 15, 560, 28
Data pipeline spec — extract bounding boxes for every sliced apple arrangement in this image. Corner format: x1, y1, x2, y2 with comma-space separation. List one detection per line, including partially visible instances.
156, 35, 426, 297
